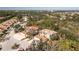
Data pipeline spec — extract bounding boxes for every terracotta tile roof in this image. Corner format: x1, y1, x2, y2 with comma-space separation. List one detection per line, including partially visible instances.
0, 19, 17, 32
26, 25, 39, 30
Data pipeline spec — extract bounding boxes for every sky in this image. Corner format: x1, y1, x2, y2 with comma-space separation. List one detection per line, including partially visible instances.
0, 0, 79, 7
0, 7, 79, 10
0, 0, 79, 10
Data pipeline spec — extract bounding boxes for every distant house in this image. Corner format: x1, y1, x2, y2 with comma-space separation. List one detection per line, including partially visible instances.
60, 15, 66, 20
0, 25, 7, 30
0, 19, 17, 32
0, 16, 4, 19
25, 25, 39, 36
18, 15, 28, 28
22, 16, 28, 22
39, 29, 58, 40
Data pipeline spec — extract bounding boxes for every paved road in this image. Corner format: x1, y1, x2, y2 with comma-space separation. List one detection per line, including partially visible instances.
0, 29, 26, 51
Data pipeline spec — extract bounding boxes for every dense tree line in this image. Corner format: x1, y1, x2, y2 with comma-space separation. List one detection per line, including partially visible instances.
0, 10, 17, 23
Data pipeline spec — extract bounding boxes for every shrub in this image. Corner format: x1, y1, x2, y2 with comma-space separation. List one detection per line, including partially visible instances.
58, 29, 77, 40
57, 39, 79, 51
50, 34, 59, 40
13, 24, 24, 33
